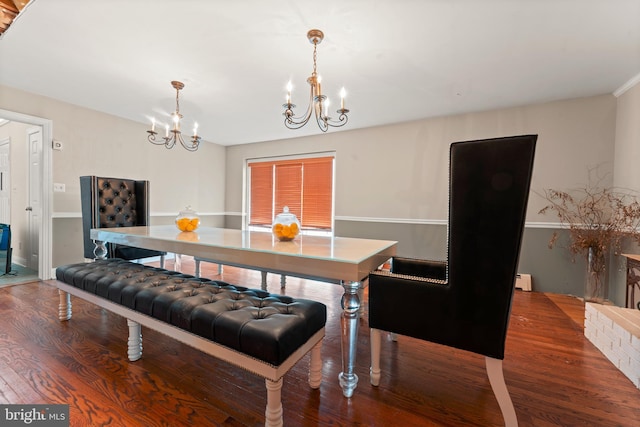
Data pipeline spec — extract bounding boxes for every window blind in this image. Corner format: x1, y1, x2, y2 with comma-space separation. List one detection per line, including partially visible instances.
248, 156, 333, 230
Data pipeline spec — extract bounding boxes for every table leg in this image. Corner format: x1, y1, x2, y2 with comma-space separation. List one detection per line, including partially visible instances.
174, 253, 182, 272
194, 258, 201, 278
339, 280, 360, 398
261, 271, 268, 291
92, 240, 107, 259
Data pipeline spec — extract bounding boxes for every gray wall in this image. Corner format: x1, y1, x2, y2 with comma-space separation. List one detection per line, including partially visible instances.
225, 95, 618, 223
1, 85, 228, 268
334, 221, 589, 297
612, 81, 640, 305
225, 94, 633, 303
3, 82, 639, 306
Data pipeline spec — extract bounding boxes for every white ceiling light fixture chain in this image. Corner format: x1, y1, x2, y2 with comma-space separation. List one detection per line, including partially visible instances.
282, 29, 349, 132
147, 80, 201, 152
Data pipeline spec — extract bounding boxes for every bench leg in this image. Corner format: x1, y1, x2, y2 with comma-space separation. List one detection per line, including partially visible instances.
308, 340, 322, 389
265, 378, 283, 427
58, 290, 72, 321
280, 275, 286, 291
127, 319, 143, 361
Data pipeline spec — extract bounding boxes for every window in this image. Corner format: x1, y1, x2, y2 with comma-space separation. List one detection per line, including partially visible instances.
247, 153, 334, 234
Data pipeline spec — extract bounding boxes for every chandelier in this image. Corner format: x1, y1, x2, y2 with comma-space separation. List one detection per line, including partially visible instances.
147, 81, 201, 151
282, 29, 349, 132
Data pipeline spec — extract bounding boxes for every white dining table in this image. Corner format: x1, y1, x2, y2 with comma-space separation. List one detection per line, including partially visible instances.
90, 225, 397, 398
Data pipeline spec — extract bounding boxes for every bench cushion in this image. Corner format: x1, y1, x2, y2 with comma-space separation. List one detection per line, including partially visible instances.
56, 259, 327, 366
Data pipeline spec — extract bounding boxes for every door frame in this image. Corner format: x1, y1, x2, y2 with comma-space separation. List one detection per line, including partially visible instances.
0, 109, 52, 280
0, 136, 10, 224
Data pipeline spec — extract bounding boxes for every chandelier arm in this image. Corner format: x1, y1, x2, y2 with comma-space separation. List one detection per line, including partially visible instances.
148, 129, 200, 150
147, 131, 166, 145
147, 130, 175, 149
324, 111, 349, 128
165, 131, 179, 149
176, 132, 186, 150
178, 132, 200, 152
315, 110, 329, 132
284, 83, 316, 129
172, 131, 199, 152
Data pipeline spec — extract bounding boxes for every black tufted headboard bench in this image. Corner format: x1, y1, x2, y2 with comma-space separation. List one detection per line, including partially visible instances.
54, 258, 326, 427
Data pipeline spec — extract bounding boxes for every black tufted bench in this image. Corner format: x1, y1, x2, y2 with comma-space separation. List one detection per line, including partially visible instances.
54, 258, 326, 427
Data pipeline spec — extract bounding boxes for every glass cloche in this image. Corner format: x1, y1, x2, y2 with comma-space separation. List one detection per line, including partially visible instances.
272, 206, 301, 241
175, 206, 200, 232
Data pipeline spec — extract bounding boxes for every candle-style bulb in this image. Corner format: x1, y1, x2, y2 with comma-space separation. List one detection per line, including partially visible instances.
286, 81, 292, 104
151, 118, 156, 132
340, 87, 346, 110
193, 122, 198, 137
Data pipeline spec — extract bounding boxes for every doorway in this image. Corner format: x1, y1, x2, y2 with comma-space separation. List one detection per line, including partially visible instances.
0, 109, 52, 281
0, 136, 9, 223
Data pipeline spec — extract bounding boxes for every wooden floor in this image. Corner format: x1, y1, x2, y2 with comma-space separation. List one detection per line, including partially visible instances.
1, 258, 639, 426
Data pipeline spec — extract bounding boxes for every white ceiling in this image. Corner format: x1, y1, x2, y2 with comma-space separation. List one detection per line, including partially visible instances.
1, 0, 639, 146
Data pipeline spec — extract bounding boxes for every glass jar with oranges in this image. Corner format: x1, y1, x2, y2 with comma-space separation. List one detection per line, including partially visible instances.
175, 206, 200, 232
272, 206, 300, 241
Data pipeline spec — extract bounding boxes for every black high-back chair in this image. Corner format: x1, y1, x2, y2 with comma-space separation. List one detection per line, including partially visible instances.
80, 176, 165, 266
368, 135, 537, 427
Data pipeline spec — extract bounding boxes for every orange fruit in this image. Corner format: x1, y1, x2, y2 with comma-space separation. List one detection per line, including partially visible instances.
176, 217, 199, 232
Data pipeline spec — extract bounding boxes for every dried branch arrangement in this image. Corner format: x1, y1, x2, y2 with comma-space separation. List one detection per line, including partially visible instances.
538, 171, 640, 298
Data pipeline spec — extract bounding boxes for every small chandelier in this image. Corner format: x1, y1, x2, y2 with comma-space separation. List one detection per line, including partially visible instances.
282, 29, 349, 132
147, 80, 201, 152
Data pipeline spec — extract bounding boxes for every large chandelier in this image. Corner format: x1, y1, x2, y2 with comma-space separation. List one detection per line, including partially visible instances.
282, 29, 349, 132
147, 81, 201, 152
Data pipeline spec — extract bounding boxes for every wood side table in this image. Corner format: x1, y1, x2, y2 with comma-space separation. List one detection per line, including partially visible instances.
622, 254, 640, 310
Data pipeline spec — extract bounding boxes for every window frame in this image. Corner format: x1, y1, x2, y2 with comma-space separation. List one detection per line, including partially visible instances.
245, 152, 336, 236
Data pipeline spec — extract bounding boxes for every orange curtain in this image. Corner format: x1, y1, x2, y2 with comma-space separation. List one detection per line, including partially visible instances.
274, 163, 302, 220
249, 163, 273, 226
248, 156, 333, 230
301, 159, 333, 228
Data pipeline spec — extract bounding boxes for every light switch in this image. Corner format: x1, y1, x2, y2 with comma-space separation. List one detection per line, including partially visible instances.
53, 183, 65, 192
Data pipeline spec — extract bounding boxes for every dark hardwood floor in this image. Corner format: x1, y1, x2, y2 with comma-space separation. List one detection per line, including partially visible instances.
1, 258, 639, 426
